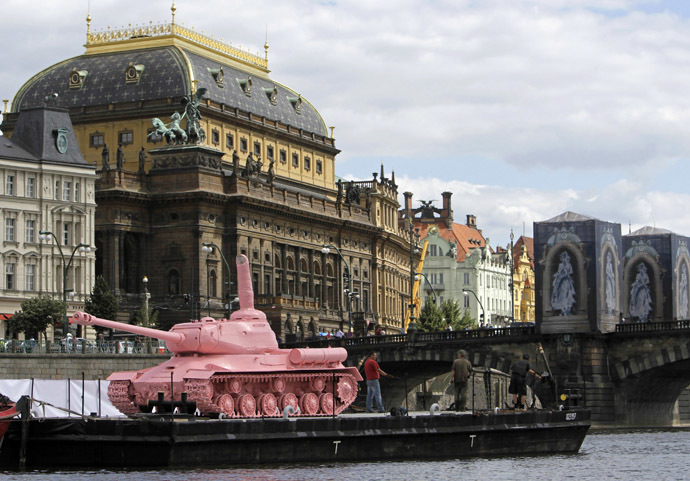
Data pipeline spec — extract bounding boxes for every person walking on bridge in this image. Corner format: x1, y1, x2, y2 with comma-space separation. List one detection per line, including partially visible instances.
364, 352, 393, 413
450, 350, 472, 411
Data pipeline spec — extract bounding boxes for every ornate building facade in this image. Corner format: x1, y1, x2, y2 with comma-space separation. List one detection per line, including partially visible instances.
512, 235, 535, 323
0, 107, 97, 339
1, 8, 413, 338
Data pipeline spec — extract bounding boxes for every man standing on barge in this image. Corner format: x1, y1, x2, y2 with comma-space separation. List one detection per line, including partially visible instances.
509, 353, 542, 409
364, 352, 393, 413
450, 350, 472, 411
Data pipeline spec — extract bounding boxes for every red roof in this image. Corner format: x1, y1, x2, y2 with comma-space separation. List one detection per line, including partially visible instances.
415, 221, 486, 262
513, 235, 534, 269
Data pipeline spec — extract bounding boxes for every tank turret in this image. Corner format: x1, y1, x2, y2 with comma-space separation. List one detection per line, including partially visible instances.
71, 255, 361, 418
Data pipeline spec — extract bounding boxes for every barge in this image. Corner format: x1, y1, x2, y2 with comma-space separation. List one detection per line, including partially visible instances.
0, 406, 590, 468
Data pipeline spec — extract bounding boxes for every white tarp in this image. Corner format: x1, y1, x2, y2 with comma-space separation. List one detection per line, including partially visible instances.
0, 379, 125, 418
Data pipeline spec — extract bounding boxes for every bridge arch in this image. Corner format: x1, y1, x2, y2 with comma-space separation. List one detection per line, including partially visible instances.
610, 335, 690, 425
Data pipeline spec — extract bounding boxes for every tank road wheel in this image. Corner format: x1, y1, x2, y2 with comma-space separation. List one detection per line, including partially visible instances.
319, 393, 335, 415
216, 394, 235, 417
226, 378, 242, 394
279, 393, 298, 414
336, 376, 357, 403
310, 376, 326, 392
271, 376, 286, 393
300, 392, 320, 416
258, 393, 278, 416
238, 393, 257, 417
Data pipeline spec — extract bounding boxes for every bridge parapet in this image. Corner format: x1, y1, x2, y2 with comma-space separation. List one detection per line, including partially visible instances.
615, 319, 690, 335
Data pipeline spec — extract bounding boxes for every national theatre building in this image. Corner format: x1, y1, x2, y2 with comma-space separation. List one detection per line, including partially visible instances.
1, 8, 414, 339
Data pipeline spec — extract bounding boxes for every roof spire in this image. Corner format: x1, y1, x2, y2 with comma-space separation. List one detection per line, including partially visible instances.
86, 0, 92, 37
264, 25, 269, 63
171, 1, 177, 25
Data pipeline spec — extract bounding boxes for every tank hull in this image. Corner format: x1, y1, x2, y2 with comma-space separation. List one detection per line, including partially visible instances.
106, 353, 361, 417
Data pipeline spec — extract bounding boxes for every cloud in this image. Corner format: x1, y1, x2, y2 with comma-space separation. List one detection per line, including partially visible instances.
3, 0, 690, 247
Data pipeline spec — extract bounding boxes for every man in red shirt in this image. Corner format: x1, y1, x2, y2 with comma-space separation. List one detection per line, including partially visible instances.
364, 352, 392, 413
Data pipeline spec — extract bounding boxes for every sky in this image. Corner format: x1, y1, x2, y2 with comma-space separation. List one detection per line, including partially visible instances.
2, 0, 690, 248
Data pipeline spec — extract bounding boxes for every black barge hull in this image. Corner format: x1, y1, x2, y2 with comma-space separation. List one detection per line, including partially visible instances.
0, 409, 590, 468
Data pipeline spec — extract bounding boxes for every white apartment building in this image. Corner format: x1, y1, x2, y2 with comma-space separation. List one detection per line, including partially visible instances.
0, 106, 97, 339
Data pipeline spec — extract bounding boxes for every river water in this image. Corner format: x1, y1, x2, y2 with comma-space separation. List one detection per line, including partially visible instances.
1, 428, 688, 480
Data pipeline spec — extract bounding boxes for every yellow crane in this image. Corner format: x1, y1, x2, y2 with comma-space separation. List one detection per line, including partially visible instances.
404, 239, 429, 331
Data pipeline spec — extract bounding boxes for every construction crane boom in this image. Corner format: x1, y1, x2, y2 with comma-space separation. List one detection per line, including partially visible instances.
404, 239, 429, 331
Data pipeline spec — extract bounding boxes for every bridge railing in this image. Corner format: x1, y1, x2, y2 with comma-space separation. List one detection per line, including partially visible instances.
615, 319, 690, 334
281, 325, 537, 349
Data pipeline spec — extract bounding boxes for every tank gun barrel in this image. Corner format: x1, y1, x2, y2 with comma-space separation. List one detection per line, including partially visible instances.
71, 312, 184, 344
236, 254, 254, 310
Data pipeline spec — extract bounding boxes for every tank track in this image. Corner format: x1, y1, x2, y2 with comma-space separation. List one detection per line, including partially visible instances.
186, 372, 359, 418
108, 372, 359, 418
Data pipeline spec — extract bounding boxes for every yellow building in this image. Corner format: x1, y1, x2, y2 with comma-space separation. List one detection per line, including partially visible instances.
512, 236, 535, 323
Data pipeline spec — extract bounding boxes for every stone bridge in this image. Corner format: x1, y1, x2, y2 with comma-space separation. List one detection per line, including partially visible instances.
288, 321, 690, 426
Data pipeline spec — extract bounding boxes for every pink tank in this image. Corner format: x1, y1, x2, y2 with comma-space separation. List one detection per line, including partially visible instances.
71, 255, 361, 418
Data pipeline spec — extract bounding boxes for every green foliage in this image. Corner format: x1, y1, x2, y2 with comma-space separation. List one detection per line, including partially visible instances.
417, 297, 445, 332
441, 299, 476, 330
9, 296, 65, 339
134, 305, 159, 329
84, 275, 118, 333
417, 298, 477, 332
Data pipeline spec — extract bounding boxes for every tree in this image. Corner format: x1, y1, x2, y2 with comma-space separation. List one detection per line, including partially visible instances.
84, 275, 119, 334
441, 299, 475, 330
9, 296, 65, 341
417, 297, 445, 332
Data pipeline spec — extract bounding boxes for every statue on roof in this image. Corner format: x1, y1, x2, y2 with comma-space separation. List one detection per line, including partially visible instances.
345, 181, 360, 205
101, 144, 110, 171
182, 87, 207, 144
149, 116, 187, 145
116, 144, 125, 170
242, 153, 262, 178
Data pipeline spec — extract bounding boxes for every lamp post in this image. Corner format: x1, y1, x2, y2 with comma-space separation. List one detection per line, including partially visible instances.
321, 244, 352, 334
510, 229, 515, 322
463, 288, 485, 327
142, 276, 150, 327
38, 230, 91, 337
201, 243, 232, 319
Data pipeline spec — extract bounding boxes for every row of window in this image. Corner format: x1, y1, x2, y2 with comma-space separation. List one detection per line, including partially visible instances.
89, 130, 324, 174
4, 218, 79, 245
4, 174, 82, 202
2, 259, 82, 293
3, 261, 36, 291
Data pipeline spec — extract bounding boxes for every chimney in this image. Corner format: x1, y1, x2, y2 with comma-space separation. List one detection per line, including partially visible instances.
441, 191, 453, 226
404, 191, 413, 218
466, 214, 477, 229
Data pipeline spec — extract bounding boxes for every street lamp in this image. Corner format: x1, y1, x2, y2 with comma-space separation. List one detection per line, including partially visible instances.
321, 244, 352, 333
39, 230, 91, 337
463, 288, 485, 327
415, 272, 438, 303
142, 276, 150, 327
201, 242, 232, 319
